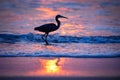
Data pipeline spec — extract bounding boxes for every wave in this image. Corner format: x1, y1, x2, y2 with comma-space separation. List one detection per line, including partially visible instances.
0, 52, 120, 58
0, 33, 120, 43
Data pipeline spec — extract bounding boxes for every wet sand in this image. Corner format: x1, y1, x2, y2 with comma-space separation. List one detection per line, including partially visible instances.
0, 57, 120, 80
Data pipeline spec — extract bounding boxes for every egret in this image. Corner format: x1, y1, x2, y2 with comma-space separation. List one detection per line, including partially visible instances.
34, 15, 68, 45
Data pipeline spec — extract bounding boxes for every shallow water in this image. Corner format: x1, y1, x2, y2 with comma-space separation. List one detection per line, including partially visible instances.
0, 0, 120, 57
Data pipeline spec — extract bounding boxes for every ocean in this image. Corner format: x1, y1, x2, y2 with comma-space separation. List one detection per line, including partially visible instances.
0, 0, 120, 58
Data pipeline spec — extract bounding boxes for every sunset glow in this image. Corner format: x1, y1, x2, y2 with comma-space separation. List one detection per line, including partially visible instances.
36, 7, 58, 18
43, 59, 60, 74
0, 0, 120, 79
30, 58, 62, 76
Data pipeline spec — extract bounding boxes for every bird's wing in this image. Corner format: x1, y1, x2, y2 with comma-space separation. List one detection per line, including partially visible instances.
38, 23, 56, 32
41, 23, 55, 27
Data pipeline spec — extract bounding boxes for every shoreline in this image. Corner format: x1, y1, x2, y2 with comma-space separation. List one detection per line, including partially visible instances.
0, 56, 120, 58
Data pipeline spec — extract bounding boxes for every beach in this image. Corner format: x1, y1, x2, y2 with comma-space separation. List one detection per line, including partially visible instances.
0, 57, 120, 80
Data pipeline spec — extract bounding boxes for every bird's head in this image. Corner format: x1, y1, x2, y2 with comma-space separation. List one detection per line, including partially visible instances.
56, 15, 68, 19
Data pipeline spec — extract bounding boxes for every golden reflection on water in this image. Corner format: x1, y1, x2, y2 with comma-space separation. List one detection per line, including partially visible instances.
41, 58, 61, 74
60, 23, 87, 36
28, 58, 63, 76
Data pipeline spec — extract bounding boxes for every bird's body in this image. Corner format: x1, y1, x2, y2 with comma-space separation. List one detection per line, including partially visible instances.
35, 23, 58, 34
34, 15, 68, 45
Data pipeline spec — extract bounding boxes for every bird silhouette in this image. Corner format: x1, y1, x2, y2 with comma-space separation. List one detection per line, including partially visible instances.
34, 15, 68, 45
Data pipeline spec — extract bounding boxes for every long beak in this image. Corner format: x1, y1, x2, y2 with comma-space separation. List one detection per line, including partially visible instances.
62, 16, 68, 19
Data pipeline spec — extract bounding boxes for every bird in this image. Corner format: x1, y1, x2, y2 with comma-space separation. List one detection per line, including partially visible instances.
34, 14, 68, 45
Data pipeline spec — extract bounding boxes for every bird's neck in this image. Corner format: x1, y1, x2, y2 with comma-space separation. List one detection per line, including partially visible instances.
56, 17, 60, 28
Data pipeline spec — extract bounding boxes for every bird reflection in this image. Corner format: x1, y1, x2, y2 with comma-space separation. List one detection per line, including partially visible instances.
34, 15, 68, 45
56, 58, 60, 66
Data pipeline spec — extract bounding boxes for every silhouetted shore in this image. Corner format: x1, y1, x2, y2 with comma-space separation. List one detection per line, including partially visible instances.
0, 76, 120, 80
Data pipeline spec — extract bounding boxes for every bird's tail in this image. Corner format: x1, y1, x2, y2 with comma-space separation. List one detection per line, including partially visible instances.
34, 27, 38, 30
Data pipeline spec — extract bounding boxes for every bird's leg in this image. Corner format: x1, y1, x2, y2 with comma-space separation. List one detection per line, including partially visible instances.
44, 33, 49, 45
42, 33, 49, 45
